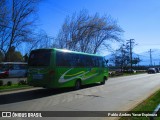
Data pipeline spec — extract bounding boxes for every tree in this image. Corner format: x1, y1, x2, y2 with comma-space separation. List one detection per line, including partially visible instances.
110, 41, 140, 70
24, 30, 54, 54
0, 0, 40, 61
5, 46, 23, 62
23, 53, 29, 62
55, 10, 123, 54
110, 44, 130, 70
0, 51, 4, 62
132, 57, 141, 66
0, 0, 9, 55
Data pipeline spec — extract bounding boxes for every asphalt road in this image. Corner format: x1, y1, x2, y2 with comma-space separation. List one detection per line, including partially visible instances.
0, 73, 160, 120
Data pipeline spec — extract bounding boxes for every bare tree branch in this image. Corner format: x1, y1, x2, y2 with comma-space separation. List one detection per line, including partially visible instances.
55, 9, 124, 54
0, 0, 40, 61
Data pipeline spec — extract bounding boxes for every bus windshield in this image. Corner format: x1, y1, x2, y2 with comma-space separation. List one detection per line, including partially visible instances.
28, 50, 51, 66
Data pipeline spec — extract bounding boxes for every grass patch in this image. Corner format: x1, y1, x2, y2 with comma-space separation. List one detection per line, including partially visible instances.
123, 72, 145, 76
0, 84, 31, 92
109, 72, 146, 78
120, 90, 160, 120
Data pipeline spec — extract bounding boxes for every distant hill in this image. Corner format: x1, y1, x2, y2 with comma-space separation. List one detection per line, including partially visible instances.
105, 49, 160, 66
138, 49, 160, 66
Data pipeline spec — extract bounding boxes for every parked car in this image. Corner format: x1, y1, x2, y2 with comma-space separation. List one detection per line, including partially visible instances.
115, 69, 123, 76
0, 70, 9, 78
155, 68, 160, 73
148, 68, 157, 74
128, 69, 136, 73
0, 62, 28, 78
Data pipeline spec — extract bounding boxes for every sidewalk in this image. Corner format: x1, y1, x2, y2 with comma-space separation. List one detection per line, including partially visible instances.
0, 77, 27, 84
0, 87, 43, 95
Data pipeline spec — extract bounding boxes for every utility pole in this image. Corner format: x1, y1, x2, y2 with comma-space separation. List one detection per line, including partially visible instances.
138, 55, 140, 67
127, 39, 135, 70
149, 49, 153, 66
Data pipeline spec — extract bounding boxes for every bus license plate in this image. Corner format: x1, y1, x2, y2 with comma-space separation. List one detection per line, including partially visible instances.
33, 74, 43, 80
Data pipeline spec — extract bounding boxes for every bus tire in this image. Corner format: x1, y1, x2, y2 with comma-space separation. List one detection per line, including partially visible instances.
100, 77, 107, 85
74, 80, 81, 90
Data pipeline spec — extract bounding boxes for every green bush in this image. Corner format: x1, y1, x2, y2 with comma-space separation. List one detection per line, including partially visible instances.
7, 81, 12, 86
18, 80, 27, 85
0, 80, 3, 86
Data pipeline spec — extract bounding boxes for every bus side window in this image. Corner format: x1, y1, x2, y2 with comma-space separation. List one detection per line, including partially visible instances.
86, 56, 90, 67
90, 56, 94, 67
56, 52, 63, 66
98, 57, 102, 67
76, 54, 84, 67
56, 52, 67, 66
96, 57, 99, 67
74, 54, 81, 67
67, 53, 73, 67
69, 54, 82, 67
76, 55, 83, 67
63, 53, 69, 66
92, 56, 97, 67
81, 55, 86, 67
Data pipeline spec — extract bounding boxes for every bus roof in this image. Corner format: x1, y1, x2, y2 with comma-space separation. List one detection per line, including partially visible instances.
31, 48, 103, 57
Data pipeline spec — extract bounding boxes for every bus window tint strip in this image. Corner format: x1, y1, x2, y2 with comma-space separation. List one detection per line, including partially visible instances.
56, 51, 104, 67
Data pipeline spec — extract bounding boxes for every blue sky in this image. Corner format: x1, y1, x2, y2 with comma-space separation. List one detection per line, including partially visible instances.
37, 0, 160, 55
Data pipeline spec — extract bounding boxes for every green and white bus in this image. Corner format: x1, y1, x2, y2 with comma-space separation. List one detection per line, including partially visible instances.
27, 48, 108, 89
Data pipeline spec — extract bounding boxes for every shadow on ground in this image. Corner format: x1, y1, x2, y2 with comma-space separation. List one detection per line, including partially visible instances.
0, 83, 102, 105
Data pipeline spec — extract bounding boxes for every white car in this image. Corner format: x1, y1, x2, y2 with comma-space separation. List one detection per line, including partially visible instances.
0, 62, 27, 78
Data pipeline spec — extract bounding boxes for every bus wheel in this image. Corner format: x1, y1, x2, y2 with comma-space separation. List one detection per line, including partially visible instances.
100, 77, 107, 85
74, 80, 81, 90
